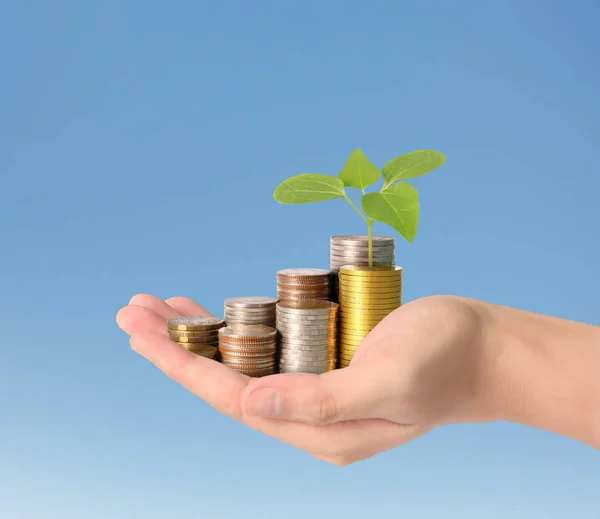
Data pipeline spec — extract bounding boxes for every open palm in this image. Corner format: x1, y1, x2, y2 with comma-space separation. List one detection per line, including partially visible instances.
116, 293, 485, 465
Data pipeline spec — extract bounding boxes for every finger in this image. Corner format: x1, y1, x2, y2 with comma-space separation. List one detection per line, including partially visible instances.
240, 351, 404, 425
130, 331, 249, 419
165, 296, 212, 317
117, 305, 170, 337
129, 294, 180, 320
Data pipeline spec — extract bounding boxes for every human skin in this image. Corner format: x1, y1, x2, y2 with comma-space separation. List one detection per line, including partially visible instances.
116, 294, 600, 464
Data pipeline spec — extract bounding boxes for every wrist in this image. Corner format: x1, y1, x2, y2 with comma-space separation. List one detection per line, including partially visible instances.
472, 299, 600, 448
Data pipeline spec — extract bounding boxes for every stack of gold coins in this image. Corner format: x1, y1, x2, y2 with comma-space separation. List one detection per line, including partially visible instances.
276, 300, 338, 374
338, 265, 402, 367
329, 235, 395, 302
166, 316, 224, 359
218, 325, 277, 377
224, 296, 277, 327
276, 268, 330, 302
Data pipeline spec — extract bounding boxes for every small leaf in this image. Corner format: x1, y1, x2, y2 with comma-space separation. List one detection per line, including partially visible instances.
273, 174, 346, 204
338, 148, 380, 190
361, 183, 420, 242
382, 150, 446, 189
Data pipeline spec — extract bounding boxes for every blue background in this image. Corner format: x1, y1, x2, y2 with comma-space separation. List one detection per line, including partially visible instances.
1, 1, 598, 517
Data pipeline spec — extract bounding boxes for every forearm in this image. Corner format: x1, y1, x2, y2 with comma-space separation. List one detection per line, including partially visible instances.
473, 299, 600, 449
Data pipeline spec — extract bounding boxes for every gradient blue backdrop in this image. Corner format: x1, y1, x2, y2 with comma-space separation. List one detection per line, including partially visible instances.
1, 1, 598, 517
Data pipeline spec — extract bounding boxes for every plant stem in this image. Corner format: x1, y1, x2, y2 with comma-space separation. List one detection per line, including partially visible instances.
367, 219, 373, 267
343, 194, 368, 223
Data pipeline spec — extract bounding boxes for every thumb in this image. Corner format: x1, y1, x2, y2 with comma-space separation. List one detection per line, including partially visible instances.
241, 357, 398, 425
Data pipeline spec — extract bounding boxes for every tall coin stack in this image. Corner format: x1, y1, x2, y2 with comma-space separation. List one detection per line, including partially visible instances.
329, 235, 395, 302
218, 325, 277, 377
276, 268, 330, 303
224, 296, 277, 328
276, 300, 338, 374
338, 265, 402, 368
166, 316, 224, 359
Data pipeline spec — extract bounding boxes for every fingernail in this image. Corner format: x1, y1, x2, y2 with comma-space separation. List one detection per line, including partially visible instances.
247, 389, 282, 418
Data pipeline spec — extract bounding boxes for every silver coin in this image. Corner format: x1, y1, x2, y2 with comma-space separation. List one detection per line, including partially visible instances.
218, 325, 277, 339
276, 325, 336, 335
330, 243, 395, 252
279, 366, 331, 374
330, 235, 394, 245
278, 359, 333, 368
276, 312, 335, 320
225, 308, 275, 315
280, 339, 336, 348
225, 314, 276, 321
280, 352, 336, 362
278, 342, 336, 352
277, 268, 330, 277
223, 296, 277, 309
330, 245, 395, 253
278, 331, 335, 339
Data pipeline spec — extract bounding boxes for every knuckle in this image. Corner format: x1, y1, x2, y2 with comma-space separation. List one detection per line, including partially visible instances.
304, 392, 338, 425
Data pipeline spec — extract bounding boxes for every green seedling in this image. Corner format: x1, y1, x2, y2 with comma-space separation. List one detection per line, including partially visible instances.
273, 149, 446, 266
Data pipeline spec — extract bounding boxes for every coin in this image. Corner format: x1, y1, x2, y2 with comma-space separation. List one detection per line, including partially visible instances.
184, 344, 218, 355
224, 296, 277, 308
275, 312, 333, 322
339, 264, 402, 275
170, 335, 219, 344
167, 329, 221, 339
277, 300, 338, 313
277, 268, 329, 278
219, 325, 277, 339
167, 316, 225, 331
330, 235, 394, 246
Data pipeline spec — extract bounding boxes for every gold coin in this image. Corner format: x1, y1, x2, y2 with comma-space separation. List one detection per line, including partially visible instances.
171, 335, 219, 344
185, 344, 218, 356
339, 311, 396, 320
339, 326, 375, 335
339, 301, 400, 311
167, 316, 225, 331
338, 288, 402, 297
338, 283, 402, 293
168, 329, 221, 338
339, 277, 401, 284
339, 265, 402, 274
339, 341, 367, 349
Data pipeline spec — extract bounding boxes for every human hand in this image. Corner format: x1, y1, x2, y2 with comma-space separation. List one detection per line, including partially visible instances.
116, 294, 497, 465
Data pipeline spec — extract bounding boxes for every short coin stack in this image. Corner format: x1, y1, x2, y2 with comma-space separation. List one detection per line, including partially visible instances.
218, 325, 277, 377
338, 265, 402, 368
166, 316, 224, 360
276, 300, 338, 374
276, 268, 330, 303
224, 296, 277, 328
329, 235, 395, 301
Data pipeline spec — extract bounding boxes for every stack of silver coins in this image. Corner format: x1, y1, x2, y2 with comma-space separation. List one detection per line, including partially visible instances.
329, 235, 395, 301
276, 268, 330, 303
224, 296, 277, 328
276, 300, 338, 374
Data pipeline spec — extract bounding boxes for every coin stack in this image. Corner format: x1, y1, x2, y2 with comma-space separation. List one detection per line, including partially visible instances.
166, 316, 224, 359
338, 265, 402, 368
329, 235, 395, 302
224, 296, 277, 328
218, 325, 277, 377
276, 300, 338, 374
276, 268, 330, 303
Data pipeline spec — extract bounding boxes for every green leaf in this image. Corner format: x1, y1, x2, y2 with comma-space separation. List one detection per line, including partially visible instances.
382, 150, 446, 189
361, 183, 420, 242
338, 148, 380, 191
273, 174, 346, 204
